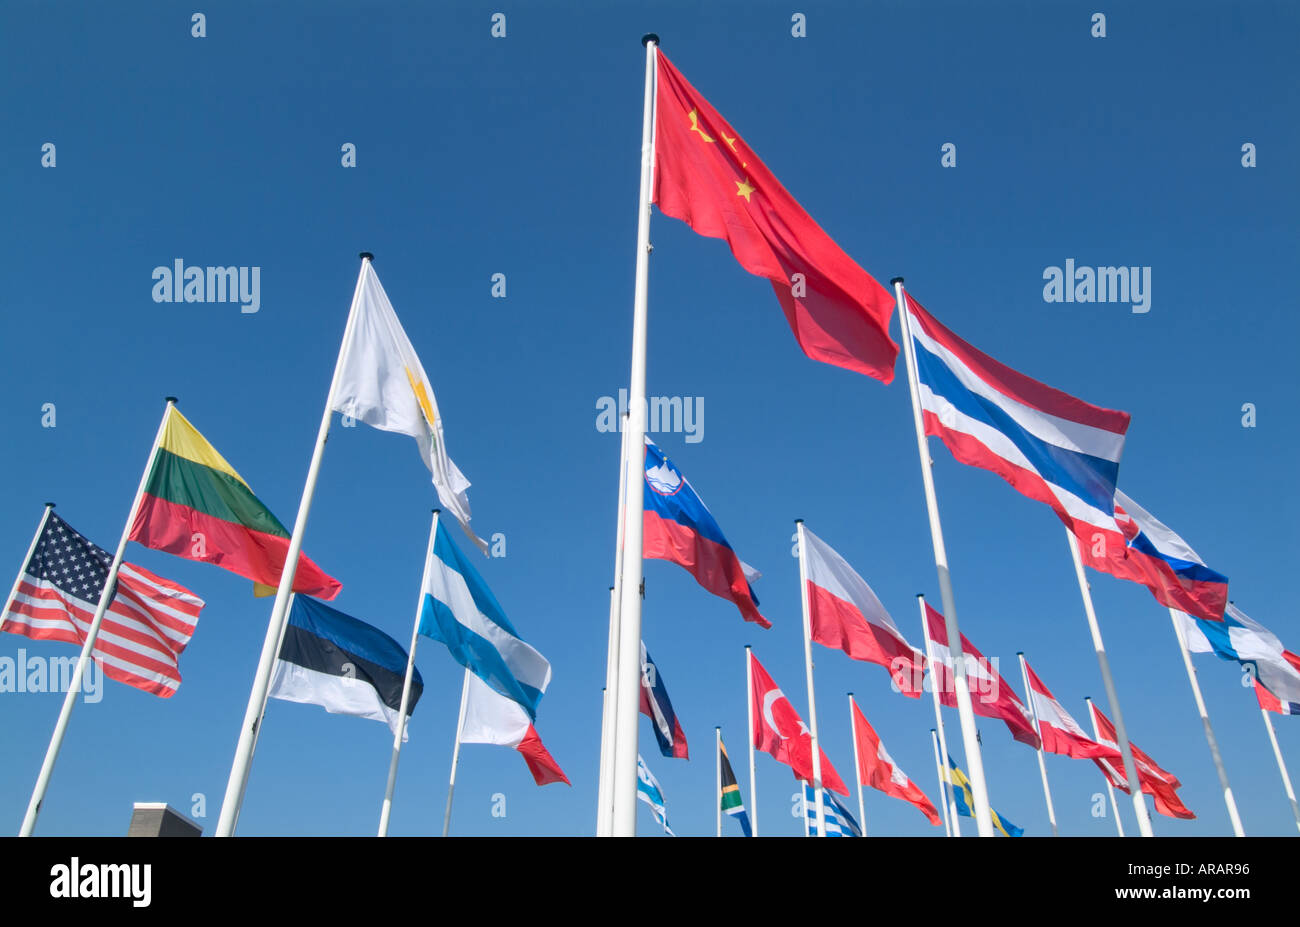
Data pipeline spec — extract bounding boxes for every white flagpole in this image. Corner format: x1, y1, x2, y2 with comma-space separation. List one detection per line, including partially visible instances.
2, 503, 55, 621
715, 726, 722, 837
20, 400, 173, 837
918, 594, 960, 836
847, 694, 868, 836
1259, 706, 1300, 834
377, 509, 440, 836
1168, 608, 1244, 836
214, 253, 371, 837
801, 781, 810, 837
745, 644, 758, 837
893, 278, 995, 837
930, 729, 952, 837
1086, 697, 1126, 836
1017, 653, 1058, 836
597, 411, 630, 836
610, 33, 659, 838
441, 666, 472, 837
1065, 529, 1154, 837
794, 520, 827, 837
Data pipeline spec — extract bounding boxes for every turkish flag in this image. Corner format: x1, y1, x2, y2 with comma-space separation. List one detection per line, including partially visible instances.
749, 653, 849, 795
652, 49, 899, 383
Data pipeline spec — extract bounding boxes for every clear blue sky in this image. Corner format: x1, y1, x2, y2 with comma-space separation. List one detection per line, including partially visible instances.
1, 0, 1297, 837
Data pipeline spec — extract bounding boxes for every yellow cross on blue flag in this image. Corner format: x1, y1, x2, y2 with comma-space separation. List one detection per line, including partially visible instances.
946, 755, 1023, 837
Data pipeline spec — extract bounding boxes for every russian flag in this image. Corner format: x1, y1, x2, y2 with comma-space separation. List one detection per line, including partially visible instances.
1099, 491, 1229, 621
906, 293, 1131, 564
641, 438, 769, 628
639, 642, 688, 759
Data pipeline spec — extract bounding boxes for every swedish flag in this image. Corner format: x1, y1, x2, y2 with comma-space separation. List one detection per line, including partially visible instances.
945, 755, 1023, 837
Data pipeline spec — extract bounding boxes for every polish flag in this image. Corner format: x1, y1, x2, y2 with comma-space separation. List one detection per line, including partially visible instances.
1088, 702, 1193, 820
749, 652, 848, 795
1022, 659, 1119, 760
801, 525, 924, 696
850, 698, 940, 825
459, 673, 569, 786
924, 604, 1039, 749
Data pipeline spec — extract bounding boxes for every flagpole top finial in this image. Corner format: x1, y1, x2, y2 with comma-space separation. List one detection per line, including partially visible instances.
847, 691, 854, 697
44, 502, 55, 508
915, 592, 925, 599
165, 396, 178, 405
359, 251, 374, 262
744, 643, 751, 650
1016, 651, 1024, 657
431, 508, 441, 514
890, 276, 904, 286
794, 518, 803, 525
642, 33, 659, 47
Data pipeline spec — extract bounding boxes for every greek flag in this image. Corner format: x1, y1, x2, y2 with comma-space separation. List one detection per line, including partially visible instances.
802, 783, 862, 837
636, 755, 675, 836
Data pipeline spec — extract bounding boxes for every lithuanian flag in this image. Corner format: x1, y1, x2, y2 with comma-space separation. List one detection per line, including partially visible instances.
129, 406, 343, 600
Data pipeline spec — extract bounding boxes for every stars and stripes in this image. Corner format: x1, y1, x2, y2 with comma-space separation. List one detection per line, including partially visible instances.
2, 511, 203, 697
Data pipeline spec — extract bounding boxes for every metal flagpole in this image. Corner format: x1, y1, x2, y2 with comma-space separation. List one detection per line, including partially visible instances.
1017, 653, 1058, 836
20, 400, 173, 837
214, 253, 371, 837
745, 645, 758, 837
801, 780, 810, 837
1259, 705, 1300, 834
1086, 697, 1126, 836
794, 520, 827, 837
441, 667, 473, 837
378, 510, 440, 836
597, 411, 631, 836
893, 278, 995, 837
848, 694, 868, 836
1065, 529, 1154, 837
2, 503, 55, 620
930, 729, 952, 837
610, 33, 659, 838
918, 595, 960, 836
715, 727, 722, 837
1168, 608, 1244, 836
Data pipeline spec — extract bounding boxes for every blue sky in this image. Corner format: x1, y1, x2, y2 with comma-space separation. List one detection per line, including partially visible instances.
1, 0, 1297, 837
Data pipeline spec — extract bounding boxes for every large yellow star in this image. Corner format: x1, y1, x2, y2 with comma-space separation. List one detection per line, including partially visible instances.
735, 177, 756, 202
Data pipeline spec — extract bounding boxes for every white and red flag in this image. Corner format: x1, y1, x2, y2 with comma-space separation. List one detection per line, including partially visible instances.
849, 698, 940, 825
801, 526, 924, 696
1022, 659, 1118, 760
749, 652, 848, 795
1089, 702, 1193, 820
458, 672, 569, 786
924, 603, 1039, 749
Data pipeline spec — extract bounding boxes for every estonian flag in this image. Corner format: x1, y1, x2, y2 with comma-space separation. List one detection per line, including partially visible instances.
269, 595, 422, 738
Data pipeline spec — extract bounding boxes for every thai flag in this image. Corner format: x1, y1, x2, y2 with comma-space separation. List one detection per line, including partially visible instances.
906, 293, 1131, 564
639, 642, 688, 759
641, 438, 769, 628
1101, 491, 1229, 621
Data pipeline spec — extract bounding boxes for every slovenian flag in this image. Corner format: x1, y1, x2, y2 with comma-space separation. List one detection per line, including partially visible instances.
642, 437, 769, 628
269, 595, 421, 737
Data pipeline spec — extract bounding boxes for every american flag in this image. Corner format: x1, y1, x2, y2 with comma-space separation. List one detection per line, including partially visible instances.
1, 510, 203, 697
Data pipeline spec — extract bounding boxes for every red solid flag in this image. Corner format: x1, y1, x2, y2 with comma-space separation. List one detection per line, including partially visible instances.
652, 50, 899, 382
1090, 703, 1194, 820
749, 652, 849, 795
850, 698, 940, 825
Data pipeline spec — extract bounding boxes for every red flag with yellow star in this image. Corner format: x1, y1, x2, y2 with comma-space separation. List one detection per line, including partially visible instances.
652, 49, 898, 382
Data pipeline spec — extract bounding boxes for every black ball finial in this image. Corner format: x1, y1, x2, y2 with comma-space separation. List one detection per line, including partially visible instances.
642, 33, 659, 47
359, 251, 375, 262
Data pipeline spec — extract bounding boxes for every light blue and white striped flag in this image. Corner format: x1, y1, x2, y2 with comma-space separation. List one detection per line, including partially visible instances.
803, 782, 862, 837
418, 516, 550, 719
637, 755, 675, 836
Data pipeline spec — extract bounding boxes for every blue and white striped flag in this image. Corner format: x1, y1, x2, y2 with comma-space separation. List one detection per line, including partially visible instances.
802, 783, 862, 837
637, 755, 675, 836
418, 516, 550, 719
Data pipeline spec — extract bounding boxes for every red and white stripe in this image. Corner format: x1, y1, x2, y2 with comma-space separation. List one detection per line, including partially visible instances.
924, 604, 1039, 748
1022, 659, 1119, 760
458, 672, 569, 786
1088, 702, 1194, 820
2, 562, 202, 697
802, 526, 924, 696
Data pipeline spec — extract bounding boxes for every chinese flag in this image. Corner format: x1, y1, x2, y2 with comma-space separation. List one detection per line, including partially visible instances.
652, 49, 899, 383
